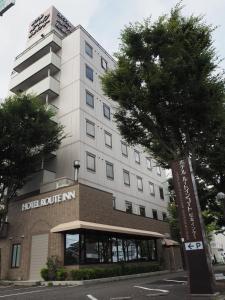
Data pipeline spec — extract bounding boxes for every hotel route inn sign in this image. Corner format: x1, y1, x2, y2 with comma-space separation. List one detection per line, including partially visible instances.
0, 0, 15, 16
171, 158, 215, 295
21, 190, 75, 211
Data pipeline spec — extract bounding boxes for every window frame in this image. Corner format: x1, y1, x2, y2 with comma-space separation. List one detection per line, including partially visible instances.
104, 131, 112, 148
152, 209, 158, 220
86, 152, 96, 172
85, 41, 93, 58
156, 166, 161, 176
159, 187, 164, 200
149, 181, 155, 196
125, 201, 133, 214
85, 64, 94, 81
134, 150, 140, 164
86, 119, 95, 138
123, 169, 130, 186
103, 103, 111, 120
101, 57, 108, 70
121, 141, 128, 157
11, 244, 21, 268
137, 176, 143, 191
86, 90, 94, 108
162, 212, 167, 221
139, 205, 146, 217
146, 157, 152, 170
106, 161, 114, 180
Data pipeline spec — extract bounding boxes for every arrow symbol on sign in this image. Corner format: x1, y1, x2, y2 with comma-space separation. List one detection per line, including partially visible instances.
188, 243, 194, 250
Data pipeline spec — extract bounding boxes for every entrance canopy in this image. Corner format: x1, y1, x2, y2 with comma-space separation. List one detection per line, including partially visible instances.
51, 220, 164, 238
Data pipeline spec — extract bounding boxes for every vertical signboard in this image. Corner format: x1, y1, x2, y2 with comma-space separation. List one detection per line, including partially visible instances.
0, 0, 15, 16
171, 158, 215, 295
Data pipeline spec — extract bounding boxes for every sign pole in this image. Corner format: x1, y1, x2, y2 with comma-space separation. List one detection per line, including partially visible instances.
171, 157, 216, 296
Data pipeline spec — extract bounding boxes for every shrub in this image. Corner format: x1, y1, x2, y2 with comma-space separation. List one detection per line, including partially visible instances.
47, 256, 61, 281
40, 268, 49, 281
56, 268, 68, 281
70, 262, 160, 280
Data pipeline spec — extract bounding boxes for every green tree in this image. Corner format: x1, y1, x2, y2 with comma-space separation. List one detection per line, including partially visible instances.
101, 4, 225, 167
0, 93, 64, 223
101, 4, 225, 228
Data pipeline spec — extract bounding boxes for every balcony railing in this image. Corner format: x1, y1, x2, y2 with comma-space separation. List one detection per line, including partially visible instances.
13, 31, 62, 73
10, 52, 61, 94
27, 76, 60, 101
18, 169, 56, 196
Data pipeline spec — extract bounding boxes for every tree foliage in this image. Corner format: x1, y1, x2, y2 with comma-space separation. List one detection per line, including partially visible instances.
101, 4, 225, 229
101, 4, 225, 167
0, 94, 64, 221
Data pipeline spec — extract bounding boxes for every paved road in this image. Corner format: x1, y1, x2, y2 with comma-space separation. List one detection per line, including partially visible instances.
0, 272, 188, 299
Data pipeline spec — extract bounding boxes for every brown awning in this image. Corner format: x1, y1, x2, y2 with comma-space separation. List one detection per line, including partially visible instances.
51, 220, 164, 238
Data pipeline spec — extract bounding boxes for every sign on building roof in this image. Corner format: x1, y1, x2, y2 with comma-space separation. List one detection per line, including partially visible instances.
0, 0, 15, 16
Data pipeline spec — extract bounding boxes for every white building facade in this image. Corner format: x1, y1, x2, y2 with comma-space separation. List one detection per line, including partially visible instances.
0, 6, 173, 280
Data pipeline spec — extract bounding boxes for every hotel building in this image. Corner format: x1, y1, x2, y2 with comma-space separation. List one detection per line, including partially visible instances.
0, 6, 176, 280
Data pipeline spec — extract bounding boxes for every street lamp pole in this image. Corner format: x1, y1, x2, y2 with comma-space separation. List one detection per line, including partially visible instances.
73, 160, 80, 182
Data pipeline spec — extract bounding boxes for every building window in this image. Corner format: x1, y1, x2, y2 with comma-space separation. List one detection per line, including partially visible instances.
101, 57, 108, 70
146, 157, 152, 170
86, 90, 94, 108
125, 201, 132, 213
112, 196, 116, 209
85, 42, 93, 57
134, 150, 140, 164
159, 187, 164, 200
86, 120, 95, 138
121, 141, 128, 157
156, 166, 161, 176
86, 152, 96, 172
86, 64, 93, 81
65, 234, 79, 265
149, 182, 155, 196
162, 212, 167, 221
103, 103, 111, 120
106, 161, 114, 179
152, 209, 158, 220
137, 176, 143, 191
11, 244, 21, 268
104, 131, 112, 148
139, 206, 146, 217
64, 231, 157, 265
123, 169, 130, 186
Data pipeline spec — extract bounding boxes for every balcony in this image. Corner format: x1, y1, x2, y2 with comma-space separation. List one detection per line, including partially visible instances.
10, 52, 61, 94
27, 76, 60, 101
13, 31, 62, 73
18, 169, 56, 196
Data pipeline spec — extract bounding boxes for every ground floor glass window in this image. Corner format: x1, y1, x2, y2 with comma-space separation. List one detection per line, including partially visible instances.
64, 230, 157, 265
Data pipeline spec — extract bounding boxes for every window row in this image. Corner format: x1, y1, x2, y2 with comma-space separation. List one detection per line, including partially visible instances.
85, 119, 162, 175
125, 201, 167, 221
85, 41, 108, 71
86, 90, 111, 120
65, 231, 157, 265
86, 153, 165, 199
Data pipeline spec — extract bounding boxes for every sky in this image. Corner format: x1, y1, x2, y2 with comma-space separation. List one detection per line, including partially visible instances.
0, 0, 225, 99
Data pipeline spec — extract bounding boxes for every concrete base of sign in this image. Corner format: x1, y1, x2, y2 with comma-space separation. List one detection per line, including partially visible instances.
188, 292, 224, 300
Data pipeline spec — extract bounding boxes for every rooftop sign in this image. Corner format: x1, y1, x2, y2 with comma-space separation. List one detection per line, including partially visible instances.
0, 0, 15, 16
28, 6, 74, 40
